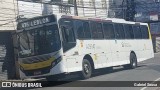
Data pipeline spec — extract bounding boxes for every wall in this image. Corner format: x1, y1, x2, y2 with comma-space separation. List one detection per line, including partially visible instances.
0, 0, 18, 31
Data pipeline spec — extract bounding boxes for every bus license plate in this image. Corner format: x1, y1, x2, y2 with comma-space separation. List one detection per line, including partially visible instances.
34, 71, 41, 75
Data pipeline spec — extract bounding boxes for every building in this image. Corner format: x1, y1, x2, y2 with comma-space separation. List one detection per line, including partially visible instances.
0, 0, 18, 80
0, 0, 18, 57
17, 0, 112, 18
0, 0, 18, 31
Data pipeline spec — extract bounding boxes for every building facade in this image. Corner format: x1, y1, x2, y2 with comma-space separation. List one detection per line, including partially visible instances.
0, 0, 18, 31
17, 0, 112, 18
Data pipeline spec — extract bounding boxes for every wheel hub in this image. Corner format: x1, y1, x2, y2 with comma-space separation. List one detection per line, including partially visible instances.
84, 64, 89, 74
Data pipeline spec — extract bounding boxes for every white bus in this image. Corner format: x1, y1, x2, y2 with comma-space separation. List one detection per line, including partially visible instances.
15, 14, 154, 80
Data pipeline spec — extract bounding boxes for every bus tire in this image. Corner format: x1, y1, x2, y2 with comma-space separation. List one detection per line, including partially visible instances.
81, 59, 92, 79
123, 53, 137, 69
130, 53, 137, 69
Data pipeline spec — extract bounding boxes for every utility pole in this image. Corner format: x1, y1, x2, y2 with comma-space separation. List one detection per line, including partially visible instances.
74, 0, 78, 16
126, 0, 136, 21
42, 0, 53, 15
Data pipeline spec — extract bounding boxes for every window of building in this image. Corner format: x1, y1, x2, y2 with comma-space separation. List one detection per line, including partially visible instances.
89, 0, 95, 7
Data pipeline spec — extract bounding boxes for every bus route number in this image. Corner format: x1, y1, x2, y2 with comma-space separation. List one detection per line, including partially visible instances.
86, 44, 95, 49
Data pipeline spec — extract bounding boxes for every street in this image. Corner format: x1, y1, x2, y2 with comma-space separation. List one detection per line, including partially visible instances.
0, 53, 160, 90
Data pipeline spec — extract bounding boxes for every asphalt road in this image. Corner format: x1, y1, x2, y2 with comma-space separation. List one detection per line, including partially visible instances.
1, 53, 160, 90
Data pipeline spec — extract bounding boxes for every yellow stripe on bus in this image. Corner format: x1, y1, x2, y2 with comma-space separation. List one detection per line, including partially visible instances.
148, 25, 152, 39
19, 57, 55, 70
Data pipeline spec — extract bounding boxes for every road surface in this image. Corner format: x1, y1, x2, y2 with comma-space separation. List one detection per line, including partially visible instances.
1, 53, 160, 90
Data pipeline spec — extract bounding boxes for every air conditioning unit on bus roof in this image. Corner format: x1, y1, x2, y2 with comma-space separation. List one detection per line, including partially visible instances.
105, 18, 126, 22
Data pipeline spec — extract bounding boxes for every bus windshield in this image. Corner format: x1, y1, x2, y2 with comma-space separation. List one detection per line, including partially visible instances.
17, 24, 61, 58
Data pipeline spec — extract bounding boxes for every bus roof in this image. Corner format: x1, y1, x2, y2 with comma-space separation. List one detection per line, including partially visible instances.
56, 14, 148, 26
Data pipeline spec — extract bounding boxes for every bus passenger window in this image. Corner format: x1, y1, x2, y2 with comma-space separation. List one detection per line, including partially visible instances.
124, 24, 134, 39
75, 20, 84, 39
61, 26, 75, 42
90, 22, 98, 39
103, 23, 115, 39
96, 23, 104, 39
133, 25, 142, 39
114, 23, 125, 39
141, 25, 149, 39
83, 21, 91, 39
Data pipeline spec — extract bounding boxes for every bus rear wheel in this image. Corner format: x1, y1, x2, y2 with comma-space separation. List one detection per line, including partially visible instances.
130, 53, 137, 69
81, 59, 92, 79
123, 53, 137, 69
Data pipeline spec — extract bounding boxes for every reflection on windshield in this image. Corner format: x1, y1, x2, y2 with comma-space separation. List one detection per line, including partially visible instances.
17, 24, 61, 58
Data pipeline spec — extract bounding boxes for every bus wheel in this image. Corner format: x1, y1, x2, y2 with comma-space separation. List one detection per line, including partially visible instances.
123, 53, 137, 69
81, 59, 92, 79
130, 53, 137, 69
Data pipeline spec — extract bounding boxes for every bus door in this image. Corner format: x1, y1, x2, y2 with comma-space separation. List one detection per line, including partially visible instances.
59, 19, 77, 71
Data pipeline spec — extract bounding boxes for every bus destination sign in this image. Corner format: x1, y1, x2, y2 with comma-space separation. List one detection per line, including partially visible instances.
21, 17, 49, 28
17, 15, 56, 30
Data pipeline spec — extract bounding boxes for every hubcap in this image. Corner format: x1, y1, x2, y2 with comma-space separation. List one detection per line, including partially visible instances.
132, 57, 136, 67
132, 61, 136, 67
84, 63, 89, 74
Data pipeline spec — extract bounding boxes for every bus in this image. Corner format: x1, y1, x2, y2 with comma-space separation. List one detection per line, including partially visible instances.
15, 14, 154, 80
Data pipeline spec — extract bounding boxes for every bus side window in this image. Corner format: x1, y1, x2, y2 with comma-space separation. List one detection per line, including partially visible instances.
90, 21, 98, 39
83, 21, 91, 39
103, 23, 115, 39
90, 21, 104, 39
61, 26, 75, 43
141, 25, 149, 39
114, 23, 125, 39
96, 22, 104, 39
124, 24, 134, 39
133, 25, 142, 39
74, 20, 84, 39
61, 25, 76, 52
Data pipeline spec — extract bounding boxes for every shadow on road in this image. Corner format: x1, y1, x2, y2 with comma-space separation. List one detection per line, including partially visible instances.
0, 65, 149, 90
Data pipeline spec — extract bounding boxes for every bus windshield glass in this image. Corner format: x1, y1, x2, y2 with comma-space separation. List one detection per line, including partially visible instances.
17, 24, 61, 58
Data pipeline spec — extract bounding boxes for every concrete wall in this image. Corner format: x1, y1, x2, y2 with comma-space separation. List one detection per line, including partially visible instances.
0, 0, 18, 31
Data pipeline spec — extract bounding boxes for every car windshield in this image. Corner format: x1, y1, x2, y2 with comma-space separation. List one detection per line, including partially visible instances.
17, 24, 61, 58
